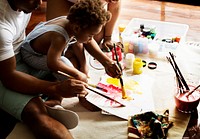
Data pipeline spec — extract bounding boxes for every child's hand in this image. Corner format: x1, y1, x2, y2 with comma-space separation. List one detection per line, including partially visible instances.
75, 72, 88, 83
104, 61, 122, 78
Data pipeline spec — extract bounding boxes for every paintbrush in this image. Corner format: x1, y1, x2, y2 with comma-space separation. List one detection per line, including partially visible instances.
113, 43, 127, 99
57, 71, 125, 106
186, 84, 200, 97
166, 56, 184, 93
86, 86, 125, 107
169, 52, 190, 91
57, 71, 107, 92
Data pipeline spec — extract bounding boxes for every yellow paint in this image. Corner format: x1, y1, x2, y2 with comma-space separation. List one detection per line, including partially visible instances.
124, 79, 142, 94
121, 87, 133, 100
121, 86, 127, 99
106, 77, 142, 94
106, 78, 120, 87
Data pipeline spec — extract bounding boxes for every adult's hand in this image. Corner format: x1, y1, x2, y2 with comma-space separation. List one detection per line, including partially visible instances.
101, 38, 113, 52
56, 79, 88, 98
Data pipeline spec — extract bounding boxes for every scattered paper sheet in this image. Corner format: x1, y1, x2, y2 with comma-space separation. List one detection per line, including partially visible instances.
85, 74, 155, 120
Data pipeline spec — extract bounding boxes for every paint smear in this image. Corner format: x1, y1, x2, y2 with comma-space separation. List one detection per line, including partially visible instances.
106, 78, 120, 87
106, 77, 142, 94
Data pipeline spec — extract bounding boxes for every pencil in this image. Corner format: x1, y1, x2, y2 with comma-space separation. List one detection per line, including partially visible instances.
57, 71, 125, 106
113, 43, 127, 99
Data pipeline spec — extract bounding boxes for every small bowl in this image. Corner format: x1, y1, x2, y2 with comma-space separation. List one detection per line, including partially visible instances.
174, 86, 200, 113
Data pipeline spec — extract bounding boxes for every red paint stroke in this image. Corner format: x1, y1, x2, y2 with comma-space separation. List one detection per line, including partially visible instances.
97, 83, 122, 94
97, 83, 123, 107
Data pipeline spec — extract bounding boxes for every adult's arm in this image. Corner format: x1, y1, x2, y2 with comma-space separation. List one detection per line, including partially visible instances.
0, 56, 87, 97
0, 56, 56, 94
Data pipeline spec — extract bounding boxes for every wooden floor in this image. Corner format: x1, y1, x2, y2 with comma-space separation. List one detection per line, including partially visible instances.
27, 0, 200, 42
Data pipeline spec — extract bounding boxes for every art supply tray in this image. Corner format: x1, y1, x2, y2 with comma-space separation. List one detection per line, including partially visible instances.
121, 18, 189, 55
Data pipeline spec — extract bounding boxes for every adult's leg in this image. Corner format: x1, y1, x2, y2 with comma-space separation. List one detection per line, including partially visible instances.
0, 109, 18, 139
21, 97, 73, 139
0, 83, 70, 139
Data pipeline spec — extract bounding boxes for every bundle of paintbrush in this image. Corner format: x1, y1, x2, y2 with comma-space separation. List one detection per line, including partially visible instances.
166, 52, 190, 94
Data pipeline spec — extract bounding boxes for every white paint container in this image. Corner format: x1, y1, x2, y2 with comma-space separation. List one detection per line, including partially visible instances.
125, 53, 135, 69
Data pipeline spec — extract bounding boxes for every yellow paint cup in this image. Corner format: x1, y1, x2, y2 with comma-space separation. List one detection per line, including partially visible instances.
133, 58, 143, 74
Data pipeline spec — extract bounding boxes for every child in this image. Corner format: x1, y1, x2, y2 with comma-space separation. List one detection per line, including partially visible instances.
20, 0, 122, 83
46, 0, 121, 52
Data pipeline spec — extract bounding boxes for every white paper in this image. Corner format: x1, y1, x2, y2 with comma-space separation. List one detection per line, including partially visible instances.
85, 74, 155, 120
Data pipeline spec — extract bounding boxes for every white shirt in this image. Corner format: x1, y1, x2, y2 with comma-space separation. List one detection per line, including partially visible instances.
0, 0, 31, 61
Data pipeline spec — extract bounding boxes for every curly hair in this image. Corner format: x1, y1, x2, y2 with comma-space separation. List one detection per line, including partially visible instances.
67, 0, 111, 30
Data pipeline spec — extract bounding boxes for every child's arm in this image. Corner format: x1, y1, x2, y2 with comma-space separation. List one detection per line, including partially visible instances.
84, 38, 121, 78
47, 36, 88, 82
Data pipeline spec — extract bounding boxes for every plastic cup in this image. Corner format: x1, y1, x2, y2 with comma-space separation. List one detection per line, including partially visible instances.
125, 53, 135, 69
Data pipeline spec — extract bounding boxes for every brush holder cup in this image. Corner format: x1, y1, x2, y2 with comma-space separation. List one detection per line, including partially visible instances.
174, 85, 200, 113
